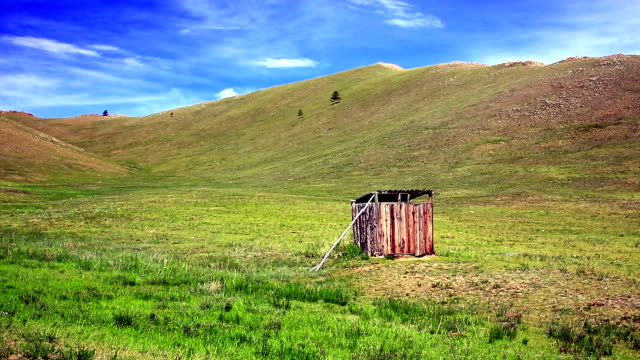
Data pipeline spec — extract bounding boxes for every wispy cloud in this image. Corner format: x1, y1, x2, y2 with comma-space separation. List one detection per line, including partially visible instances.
0, 72, 199, 118
252, 58, 319, 68
215, 88, 240, 99
90, 44, 122, 52
123, 57, 144, 67
470, 1, 640, 65
3, 36, 100, 56
347, 0, 443, 28
129, 88, 207, 116
177, 0, 261, 35
0, 74, 60, 94
179, 25, 246, 34
385, 16, 442, 28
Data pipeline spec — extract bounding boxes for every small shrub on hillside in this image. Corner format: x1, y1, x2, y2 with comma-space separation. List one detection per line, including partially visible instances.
330, 90, 341, 105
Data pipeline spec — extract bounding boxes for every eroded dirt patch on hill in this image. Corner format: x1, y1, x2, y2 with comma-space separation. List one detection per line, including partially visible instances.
489, 55, 640, 129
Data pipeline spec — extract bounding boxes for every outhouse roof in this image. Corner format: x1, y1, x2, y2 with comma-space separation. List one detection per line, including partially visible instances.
352, 189, 433, 203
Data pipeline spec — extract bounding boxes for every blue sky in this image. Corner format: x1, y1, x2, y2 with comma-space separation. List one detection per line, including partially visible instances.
1, 0, 639, 118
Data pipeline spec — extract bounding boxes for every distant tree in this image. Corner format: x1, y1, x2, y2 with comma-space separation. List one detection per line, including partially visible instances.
297, 109, 303, 118
330, 91, 341, 105
102, 110, 109, 116
170, 112, 174, 117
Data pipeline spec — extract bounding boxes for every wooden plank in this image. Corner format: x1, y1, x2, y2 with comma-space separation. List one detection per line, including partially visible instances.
413, 203, 427, 256
392, 203, 400, 254
386, 204, 392, 255
384, 203, 389, 255
407, 204, 415, 254
360, 204, 369, 253
376, 204, 384, 256
366, 204, 375, 254
425, 202, 434, 254
352, 203, 384, 256
387, 204, 394, 255
351, 204, 361, 250
352, 204, 363, 252
367, 203, 378, 256
397, 203, 404, 254
379, 204, 388, 255
414, 205, 423, 256
399, 203, 404, 254
372, 204, 381, 256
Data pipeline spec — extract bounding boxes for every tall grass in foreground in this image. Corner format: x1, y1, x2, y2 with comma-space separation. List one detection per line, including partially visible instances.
0, 229, 558, 359
547, 318, 640, 359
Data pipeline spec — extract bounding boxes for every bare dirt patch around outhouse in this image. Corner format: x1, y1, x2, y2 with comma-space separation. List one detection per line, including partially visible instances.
337, 261, 640, 327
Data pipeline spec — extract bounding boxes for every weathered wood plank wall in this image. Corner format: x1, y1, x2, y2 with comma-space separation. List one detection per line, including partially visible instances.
352, 202, 434, 256
413, 202, 434, 256
352, 203, 381, 256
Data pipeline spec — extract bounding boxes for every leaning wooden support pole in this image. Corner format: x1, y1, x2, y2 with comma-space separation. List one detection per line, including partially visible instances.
310, 194, 376, 272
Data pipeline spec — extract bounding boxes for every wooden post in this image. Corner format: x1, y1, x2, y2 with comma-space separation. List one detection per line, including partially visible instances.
311, 194, 376, 272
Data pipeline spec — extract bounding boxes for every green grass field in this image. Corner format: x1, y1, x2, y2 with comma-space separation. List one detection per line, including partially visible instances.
1, 56, 639, 358
1, 176, 638, 359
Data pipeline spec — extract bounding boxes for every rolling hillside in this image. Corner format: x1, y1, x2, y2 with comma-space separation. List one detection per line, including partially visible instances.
18, 55, 640, 198
0, 111, 127, 182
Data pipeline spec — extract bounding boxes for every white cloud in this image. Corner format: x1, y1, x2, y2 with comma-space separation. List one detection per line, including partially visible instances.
385, 15, 442, 28
123, 57, 144, 67
180, 24, 246, 34
252, 58, 319, 68
215, 88, 240, 99
90, 44, 121, 52
178, 0, 257, 35
0, 68, 162, 111
472, 1, 640, 65
347, 0, 443, 28
64, 67, 148, 85
129, 88, 207, 116
0, 74, 60, 95
378, 0, 411, 16
3, 36, 99, 56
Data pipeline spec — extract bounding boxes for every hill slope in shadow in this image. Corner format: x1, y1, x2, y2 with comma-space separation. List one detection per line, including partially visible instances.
0, 111, 127, 182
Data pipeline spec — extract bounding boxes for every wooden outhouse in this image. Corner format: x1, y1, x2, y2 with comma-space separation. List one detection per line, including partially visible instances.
351, 190, 434, 257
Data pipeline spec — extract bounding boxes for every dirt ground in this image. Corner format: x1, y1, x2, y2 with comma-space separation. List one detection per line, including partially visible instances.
338, 259, 640, 327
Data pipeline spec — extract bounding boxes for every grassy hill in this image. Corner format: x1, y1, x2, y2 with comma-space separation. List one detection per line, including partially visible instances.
0, 111, 127, 182
19, 55, 640, 198
2, 55, 639, 359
